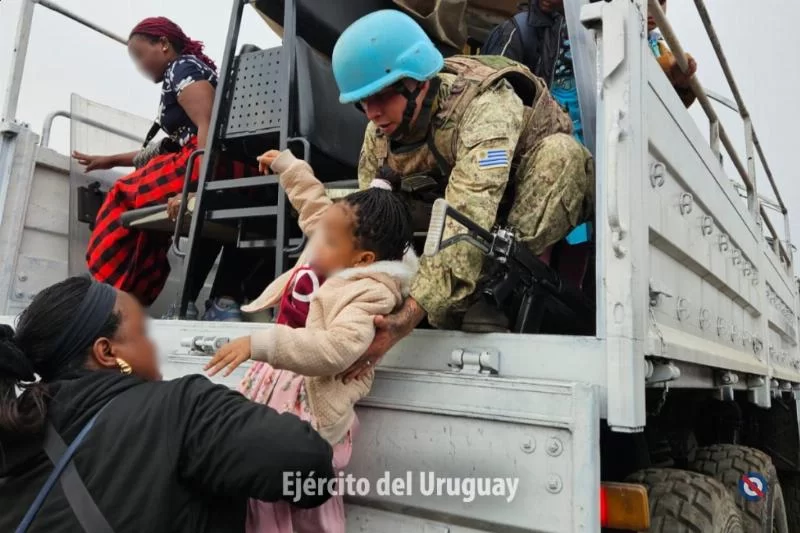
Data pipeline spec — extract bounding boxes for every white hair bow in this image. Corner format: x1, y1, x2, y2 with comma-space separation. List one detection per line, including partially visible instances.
369, 178, 393, 191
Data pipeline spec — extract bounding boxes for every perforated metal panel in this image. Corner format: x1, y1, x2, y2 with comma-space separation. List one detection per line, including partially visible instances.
225, 47, 284, 138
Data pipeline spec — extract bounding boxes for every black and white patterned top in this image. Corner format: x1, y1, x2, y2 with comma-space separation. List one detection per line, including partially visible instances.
158, 55, 217, 146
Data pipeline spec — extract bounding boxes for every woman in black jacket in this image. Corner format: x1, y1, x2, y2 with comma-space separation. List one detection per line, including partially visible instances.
0, 276, 334, 532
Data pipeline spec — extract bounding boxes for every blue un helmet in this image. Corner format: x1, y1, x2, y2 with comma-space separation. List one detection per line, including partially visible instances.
332, 10, 444, 104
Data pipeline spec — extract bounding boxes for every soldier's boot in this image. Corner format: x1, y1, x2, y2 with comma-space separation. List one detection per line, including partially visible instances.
461, 300, 510, 333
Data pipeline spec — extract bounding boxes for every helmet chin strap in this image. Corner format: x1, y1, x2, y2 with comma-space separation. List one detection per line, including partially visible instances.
389, 77, 441, 142
389, 81, 424, 140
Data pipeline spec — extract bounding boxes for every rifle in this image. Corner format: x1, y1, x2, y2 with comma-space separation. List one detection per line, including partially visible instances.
424, 199, 594, 335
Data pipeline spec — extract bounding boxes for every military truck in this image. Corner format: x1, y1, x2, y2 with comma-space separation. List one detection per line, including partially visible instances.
2, 0, 799, 531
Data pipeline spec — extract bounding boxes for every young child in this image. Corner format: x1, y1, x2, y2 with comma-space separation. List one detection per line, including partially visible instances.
206, 149, 416, 533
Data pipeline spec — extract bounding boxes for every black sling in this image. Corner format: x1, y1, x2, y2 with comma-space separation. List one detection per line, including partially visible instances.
15, 403, 115, 533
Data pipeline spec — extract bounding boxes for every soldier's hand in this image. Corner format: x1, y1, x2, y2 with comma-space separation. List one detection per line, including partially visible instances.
338, 298, 425, 383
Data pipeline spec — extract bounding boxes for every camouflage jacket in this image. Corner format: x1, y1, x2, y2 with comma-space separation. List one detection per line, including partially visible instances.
357, 56, 572, 325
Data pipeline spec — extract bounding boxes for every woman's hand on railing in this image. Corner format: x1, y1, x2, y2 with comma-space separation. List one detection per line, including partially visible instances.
167, 193, 195, 222
72, 151, 119, 172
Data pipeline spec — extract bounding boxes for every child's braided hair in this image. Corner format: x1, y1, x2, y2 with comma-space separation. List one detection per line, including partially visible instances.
341, 167, 413, 261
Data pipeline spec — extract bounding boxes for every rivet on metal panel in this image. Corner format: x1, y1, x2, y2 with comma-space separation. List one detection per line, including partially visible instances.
699, 308, 712, 330
679, 193, 694, 215
676, 298, 691, 322
520, 438, 536, 454
546, 475, 563, 494
17, 273, 27, 282
649, 162, 666, 188
546, 438, 564, 457
13, 290, 24, 299
717, 318, 728, 338
701, 216, 714, 236
719, 234, 730, 253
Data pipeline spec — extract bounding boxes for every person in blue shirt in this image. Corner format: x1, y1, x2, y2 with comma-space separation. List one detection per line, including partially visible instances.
483, 0, 583, 144
483, 0, 589, 244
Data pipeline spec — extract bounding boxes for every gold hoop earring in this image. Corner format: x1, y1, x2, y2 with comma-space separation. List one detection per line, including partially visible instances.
116, 358, 132, 375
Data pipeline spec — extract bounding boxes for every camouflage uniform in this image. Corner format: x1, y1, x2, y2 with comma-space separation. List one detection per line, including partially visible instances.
358, 56, 594, 329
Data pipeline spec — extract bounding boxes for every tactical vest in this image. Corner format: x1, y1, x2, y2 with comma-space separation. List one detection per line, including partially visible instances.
370, 55, 573, 230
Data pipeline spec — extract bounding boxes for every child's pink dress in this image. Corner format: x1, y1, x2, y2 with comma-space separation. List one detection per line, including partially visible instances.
239, 266, 356, 533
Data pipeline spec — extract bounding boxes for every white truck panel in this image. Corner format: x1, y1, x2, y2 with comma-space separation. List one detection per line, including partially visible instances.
643, 27, 798, 384
142, 320, 601, 532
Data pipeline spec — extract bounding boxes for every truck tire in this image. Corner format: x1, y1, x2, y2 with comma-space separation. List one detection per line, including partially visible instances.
689, 444, 787, 533
627, 468, 743, 532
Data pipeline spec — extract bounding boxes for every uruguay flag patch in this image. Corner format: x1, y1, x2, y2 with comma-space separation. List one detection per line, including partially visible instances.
478, 149, 509, 170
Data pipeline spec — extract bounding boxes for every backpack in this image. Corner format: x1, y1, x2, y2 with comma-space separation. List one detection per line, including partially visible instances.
436, 54, 541, 129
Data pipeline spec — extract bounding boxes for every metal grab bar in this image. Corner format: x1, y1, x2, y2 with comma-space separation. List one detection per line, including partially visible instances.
36, 0, 128, 45
648, 0, 792, 266
3, 0, 127, 122
171, 149, 205, 258
40, 111, 143, 148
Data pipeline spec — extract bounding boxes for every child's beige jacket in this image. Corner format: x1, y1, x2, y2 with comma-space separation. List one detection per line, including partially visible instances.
247, 150, 418, 444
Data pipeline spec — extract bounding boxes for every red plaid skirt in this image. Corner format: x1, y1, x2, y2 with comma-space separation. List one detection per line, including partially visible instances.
87, 137, 249, 306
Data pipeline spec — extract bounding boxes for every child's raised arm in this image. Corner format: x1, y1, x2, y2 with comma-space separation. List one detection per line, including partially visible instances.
258, 149, 331, 235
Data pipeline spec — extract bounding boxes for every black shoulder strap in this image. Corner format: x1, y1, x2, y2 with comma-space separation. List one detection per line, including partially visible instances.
41, 423, 115, 533
426, 134, 452, 178
143, 122, 161, 148
15, 402, 115, 533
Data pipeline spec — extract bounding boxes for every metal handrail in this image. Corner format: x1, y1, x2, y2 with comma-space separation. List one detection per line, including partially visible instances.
40, 111, 143, 147
648, 0, 792, 266
692, 0, 788, 217
3, 0, 128, 122
36, 0, 128, 45
171, 149, 205, 258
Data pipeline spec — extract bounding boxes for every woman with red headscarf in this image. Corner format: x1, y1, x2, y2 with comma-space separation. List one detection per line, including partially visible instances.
73, 17, 249, 320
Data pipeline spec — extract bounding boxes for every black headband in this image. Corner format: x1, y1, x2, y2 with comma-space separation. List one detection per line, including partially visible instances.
38, 282, 118, 381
